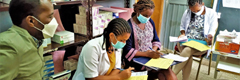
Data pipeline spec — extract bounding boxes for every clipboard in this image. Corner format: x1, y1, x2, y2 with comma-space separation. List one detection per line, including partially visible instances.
133, 57, 181, 71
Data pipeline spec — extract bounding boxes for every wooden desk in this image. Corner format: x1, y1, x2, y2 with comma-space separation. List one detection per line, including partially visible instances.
212, 45, 240, 79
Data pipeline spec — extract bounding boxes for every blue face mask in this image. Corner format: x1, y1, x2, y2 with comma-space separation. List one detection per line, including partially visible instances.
111, 35, 126, 49
137, 13, 150, 23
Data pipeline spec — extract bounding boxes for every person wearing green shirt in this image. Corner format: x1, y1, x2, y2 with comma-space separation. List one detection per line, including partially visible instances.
0, 0, 57, 80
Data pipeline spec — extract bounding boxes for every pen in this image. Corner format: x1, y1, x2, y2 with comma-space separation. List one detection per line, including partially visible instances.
116, 68, 134, 72
116, 68, 124, 72
149, 47, 163, 57
149, 47, 155, 51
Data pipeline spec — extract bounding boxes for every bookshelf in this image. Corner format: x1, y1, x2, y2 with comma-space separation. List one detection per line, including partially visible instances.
43, 34, 88, 54
0, 0, 130, 79
0, 2, 9, 12
0, 0, 131, 53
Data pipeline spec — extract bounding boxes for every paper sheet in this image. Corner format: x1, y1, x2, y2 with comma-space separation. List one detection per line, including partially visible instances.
169, 36, 188, 42
125, 75, 148, 80
125, 71, 148, 80
182, 41, 210, 51
223, 0, 240, 9
163, 54, 188, 62
145, 58, 174, 69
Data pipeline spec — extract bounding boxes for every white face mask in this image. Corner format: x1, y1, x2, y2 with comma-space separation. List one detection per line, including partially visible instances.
193, 6, 204, 16
32, 16, 58, 39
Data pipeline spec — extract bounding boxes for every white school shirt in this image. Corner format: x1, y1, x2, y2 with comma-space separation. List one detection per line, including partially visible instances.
72, 36, 122, 80
180, 6, 218, 37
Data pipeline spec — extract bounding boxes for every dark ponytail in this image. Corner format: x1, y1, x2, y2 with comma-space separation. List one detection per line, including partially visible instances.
190, 12, 196, 22
102, 18, 131, 51
131, 12, 137, 17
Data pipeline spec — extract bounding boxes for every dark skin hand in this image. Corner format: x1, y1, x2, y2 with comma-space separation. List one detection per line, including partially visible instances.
205, 34, 213, 45
146, 50, 163, 59
179, 31, 213, 45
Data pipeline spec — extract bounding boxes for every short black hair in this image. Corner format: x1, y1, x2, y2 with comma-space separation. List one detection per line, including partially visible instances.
132, 0, 155, 17
9, 0, 41, 26
188, 0, 202, 6
188, 0, 203, 22
102, 18, 131, 51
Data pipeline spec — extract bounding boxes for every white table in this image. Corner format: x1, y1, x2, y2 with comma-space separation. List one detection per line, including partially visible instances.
212, 45, 240, 79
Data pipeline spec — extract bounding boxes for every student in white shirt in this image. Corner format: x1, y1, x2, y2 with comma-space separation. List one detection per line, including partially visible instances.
173, 0, 218, 80
73, 18, 134, 80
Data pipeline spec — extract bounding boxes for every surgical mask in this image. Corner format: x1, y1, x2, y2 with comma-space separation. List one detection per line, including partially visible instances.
193, 6, 204, 16
137, 13, 150, 23
32, 16, 58, 39
111, 34, 126, 49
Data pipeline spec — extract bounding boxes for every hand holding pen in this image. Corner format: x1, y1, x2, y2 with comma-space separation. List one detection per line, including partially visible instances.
147, 47, 163, 59
206, 34, 213, 45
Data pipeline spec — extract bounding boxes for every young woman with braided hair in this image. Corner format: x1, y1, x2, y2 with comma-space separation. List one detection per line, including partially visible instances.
173, 0, 218, 80
122, 0, 177, 80
73, 18, 134, 80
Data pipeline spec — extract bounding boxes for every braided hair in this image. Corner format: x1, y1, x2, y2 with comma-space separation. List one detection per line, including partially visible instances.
132, 0, 155, 17
102, 18, 131, 51
188, 0, 203, 22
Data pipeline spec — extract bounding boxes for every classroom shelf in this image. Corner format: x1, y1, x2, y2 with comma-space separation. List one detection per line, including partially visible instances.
0, 0, 86, 12
212, 46, 240, 78
43, 34, 88, 54
217, 61, 240, 75
1, 0, 130, 53
0, 3, 9, 12
212, 51, 240, 59
54, 1, 86, 5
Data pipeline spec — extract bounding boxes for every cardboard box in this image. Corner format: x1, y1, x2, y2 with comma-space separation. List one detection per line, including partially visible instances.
42, 39, 48, 48
47, 38, 51, 45
99, 11, 113, 21
64, 59, 78, 71
98, 11, 113, 35
78, 6, 87, 16
76, 14, 87, 26
215, 41, 240, 55
92, 4, 103, 16
92, 25, 100, 36
52, 31, 74, 44
92, 16, 101, 36
110, 6, 134, 21
73, 24, 87, 35
42, 38, 51, 48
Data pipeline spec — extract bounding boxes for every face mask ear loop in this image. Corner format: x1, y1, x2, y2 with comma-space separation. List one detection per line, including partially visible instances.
114, 34, 118, 41
31, 16, 45, 26
33, 26, 42, 31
